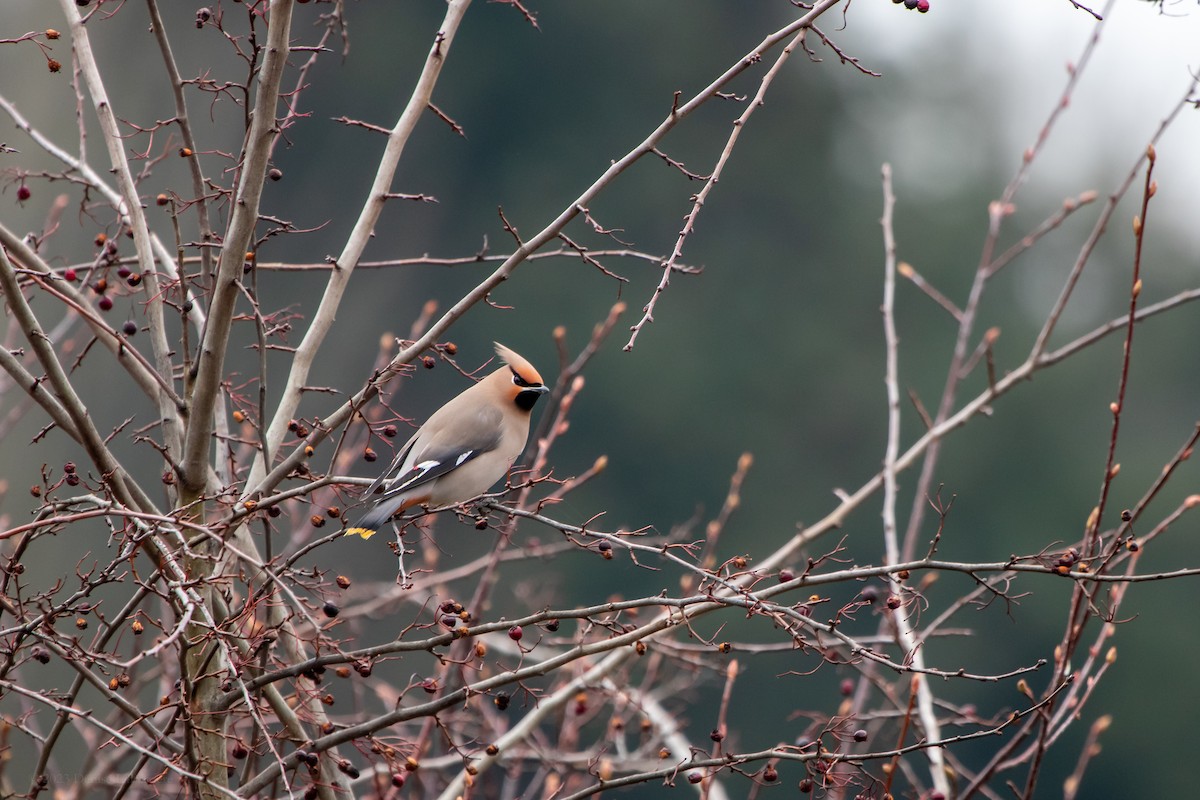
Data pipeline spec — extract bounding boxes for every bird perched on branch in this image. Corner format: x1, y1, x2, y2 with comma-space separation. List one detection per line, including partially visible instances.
344, 343, 549, 540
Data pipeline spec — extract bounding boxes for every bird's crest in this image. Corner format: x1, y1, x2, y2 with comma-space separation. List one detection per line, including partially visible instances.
494, 342, 544, 387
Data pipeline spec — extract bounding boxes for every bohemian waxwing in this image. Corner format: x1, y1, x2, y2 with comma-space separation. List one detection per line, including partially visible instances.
344, 343, 549, 540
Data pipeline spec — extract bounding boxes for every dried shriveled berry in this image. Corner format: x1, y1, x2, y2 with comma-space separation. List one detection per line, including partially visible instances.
65, 473, 81, 487
310, 514, 326, 528
886, 595, 902, 610
46, 29, 61, 39
382, 424, 398, 438
32, 647, 50, 664
66, 461, 79, 473
363, 447, 377, 462
47, 59, 62, 73
156, 193, 169, 206
336, 575, 351, 589
493, 693, 510, 710
132, 620, 145, 635
30, 485, 42, 497
778, 568, 795, 583
762, 765, 778, 782
422, 356, 436, 369
326, 506, 340, 518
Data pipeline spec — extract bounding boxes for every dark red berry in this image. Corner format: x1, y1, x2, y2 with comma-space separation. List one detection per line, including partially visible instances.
268, 168, 283, 181
382, 424, 398, 438
98, 296, 113, 312
63, 268, 77, 282
117, 266, 131, 279
64, 462, 76, 474
363, 447, 377, 462
840, 678, 855, 696
16, 184, 31, 202
123, 320, 137, 336
917, 0, 930, 10
853, 729, 868, 742
778, 569, 795, 583
508, 625, 523, 641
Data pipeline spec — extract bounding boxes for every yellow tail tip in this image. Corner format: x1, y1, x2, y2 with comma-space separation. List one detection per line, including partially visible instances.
344, 527, 377, 540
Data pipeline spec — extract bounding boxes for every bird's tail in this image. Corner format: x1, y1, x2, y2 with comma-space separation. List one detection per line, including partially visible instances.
343, 498, 404, 540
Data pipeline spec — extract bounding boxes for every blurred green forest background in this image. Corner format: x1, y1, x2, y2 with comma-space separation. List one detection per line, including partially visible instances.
2, 0, 1199, 796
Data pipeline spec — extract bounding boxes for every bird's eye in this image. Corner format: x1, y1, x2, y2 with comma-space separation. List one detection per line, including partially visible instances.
511, 369, 532, 388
